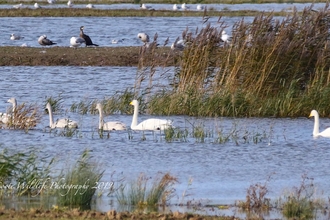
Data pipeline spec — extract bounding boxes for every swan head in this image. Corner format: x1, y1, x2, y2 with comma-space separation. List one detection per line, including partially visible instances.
7, 97, 16, 104
130, 100, 139, 106
309, 110, 318, 118
95, 103, 103, 111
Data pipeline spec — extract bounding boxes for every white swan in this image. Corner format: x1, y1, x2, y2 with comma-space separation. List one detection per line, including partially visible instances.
46, 102, 78, 129
95, 103, 126, 131
10, 34, 24, 40
130, 100, 173, 131
309, 110, 330, 137
1, 97, 17, 124
70, 36, 85, 48
86, 3, 94, 8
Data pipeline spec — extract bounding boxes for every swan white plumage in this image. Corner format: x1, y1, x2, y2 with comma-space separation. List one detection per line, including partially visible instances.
309, 110, 330, 137
86, 3, 94, 8
95, 103, 126, 131
34, 3, 41, 8
10, 34, 24, 40
130, 100, 173, 131
70, 37, 85, 48
0, 97, 17, 124
46, 102, 78, 129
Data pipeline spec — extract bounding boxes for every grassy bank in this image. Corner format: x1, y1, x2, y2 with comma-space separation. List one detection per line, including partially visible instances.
0, 46, 176, 66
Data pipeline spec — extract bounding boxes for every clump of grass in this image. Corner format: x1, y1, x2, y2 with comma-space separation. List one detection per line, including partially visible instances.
116, 172, 177, 209
45, 94, 64, 114
55, 149, 104, 209
281, 174, 323, 219
6, 102, 41, 131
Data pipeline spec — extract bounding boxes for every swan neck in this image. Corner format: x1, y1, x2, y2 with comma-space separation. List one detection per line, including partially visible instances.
131, 103, 139, 128
98, 108, 104, 129
48, 105, 54, 128
313, 113, 320, 136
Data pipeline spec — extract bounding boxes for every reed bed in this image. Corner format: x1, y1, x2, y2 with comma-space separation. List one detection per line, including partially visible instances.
138, 5, 330, 117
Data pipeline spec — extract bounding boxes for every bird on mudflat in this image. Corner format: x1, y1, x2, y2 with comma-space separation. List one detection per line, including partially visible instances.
70, 36, 85, 48
79, 26, 99, 47
38, 35, 57, 46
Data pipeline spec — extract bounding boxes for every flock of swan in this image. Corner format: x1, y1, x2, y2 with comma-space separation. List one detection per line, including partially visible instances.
0, 98, 173, 131
1, 98, 329, 137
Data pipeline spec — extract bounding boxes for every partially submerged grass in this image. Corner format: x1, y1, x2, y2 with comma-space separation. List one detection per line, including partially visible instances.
116, 172, 177, 209
55, 150, 104, 209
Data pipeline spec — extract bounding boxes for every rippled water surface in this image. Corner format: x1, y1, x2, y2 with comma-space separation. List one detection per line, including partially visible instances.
0, 66, 330, 219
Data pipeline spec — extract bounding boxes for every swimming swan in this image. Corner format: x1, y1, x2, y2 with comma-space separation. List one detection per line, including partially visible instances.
46, 102, 78, 129
0, 97, 17, 123
130, 100, 173, 130
95, 103, 126, 131
309, 110, 330, 137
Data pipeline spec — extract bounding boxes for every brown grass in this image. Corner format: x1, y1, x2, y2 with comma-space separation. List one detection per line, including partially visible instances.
0, 46, 176, 66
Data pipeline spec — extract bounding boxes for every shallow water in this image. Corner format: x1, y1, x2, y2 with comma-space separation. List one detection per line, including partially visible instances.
0, 66, 330, 219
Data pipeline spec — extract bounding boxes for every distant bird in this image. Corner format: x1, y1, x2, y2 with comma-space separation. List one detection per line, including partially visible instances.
10, 34, 24, 40
137, 32, 149, 45
86, 3, 94, 8
111, 39, 123, 44
181, 3, 189, 10
173, 4, 180, 10
70, 36, 85, 48
171, 38, 185, 51
67, 0, 73, 7
13, 3, 23, 9
34, 3, 41, 8
21, 43, 29, 47
196, 4, 204, 10
38, 35, 57, 46
140, 3, 152, 10
221, 30, 231, 43
79, 26, 99, 47
309, 110, 330, 137
47, 0, 56, 4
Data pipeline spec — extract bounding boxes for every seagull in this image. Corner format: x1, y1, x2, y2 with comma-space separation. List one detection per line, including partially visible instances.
140, 3, 152, 10
173, 4, 180, 10
34, 3, 41, 8
38, 35, 57, 46
137, 32, 150, 46
111, 39, 124, 44
181, 3, 189, 10
80, 26, 99, 47
47, 0, 56, 4
221, 30, 231, 43
86, 3, 94, 8
196, 4, 204, 10
67, 0, 73, 7
171, 38, 185, 51
10, 34, 24, 40
70, 37, 85, 48
13, 3, 23, 9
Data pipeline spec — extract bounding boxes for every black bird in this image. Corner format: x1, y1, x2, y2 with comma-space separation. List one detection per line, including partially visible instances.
38, 35, 57, 46
79, 26, 99, 47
